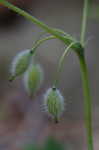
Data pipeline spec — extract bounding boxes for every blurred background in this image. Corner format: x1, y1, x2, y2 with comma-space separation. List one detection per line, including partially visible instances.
0, 0, 99, 150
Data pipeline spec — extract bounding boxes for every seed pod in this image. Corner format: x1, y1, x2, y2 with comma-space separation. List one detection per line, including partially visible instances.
23, 64, 43, 97
44, 87, 64, 123
9, 49, 32, 81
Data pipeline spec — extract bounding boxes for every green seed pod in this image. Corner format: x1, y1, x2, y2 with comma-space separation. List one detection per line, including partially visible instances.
23, 64, 44, 97
9, 49, 32, 81
44, 87, 64, 123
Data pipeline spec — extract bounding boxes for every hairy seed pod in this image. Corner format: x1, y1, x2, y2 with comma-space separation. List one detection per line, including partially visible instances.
44, 87, 64, 123
9, 49, 32, 81
23, 64, 43, 97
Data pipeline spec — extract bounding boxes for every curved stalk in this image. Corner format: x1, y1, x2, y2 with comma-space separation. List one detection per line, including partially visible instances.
54, 42, 76, 86
31, 36, 56, 54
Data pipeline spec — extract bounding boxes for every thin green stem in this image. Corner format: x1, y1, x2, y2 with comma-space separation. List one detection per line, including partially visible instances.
80, 0, 89, 45
78, 54, 93, 150
31, 36, 56, 54
0, 1, 94, 150
54, 42, 76, 87
80, 0, 93, 150
0, 1, 74, 46
0, 0, 83, 52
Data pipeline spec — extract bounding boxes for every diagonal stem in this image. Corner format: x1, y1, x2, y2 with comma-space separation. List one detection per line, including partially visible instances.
0, 0, 74, 47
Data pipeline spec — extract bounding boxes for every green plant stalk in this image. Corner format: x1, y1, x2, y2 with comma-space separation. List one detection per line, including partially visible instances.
31, 36, 56, 54
80, 0, 93, 150
0, 1, 69, 43
54, 42, 76, 87
78, 54, 93, 150
0, 0, 94, 150
0, 0, 83, 52
81, 0, 89, 45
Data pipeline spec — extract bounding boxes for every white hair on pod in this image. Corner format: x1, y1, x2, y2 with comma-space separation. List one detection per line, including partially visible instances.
10, 49, 32, 81
43, 87, 65, 122
23, 63, 44, 97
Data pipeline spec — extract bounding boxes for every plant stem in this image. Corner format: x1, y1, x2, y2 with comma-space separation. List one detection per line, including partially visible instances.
78, 54, 93, 150
0, 0, 82, 52
54, 42, 76, 87
80, 0, 89, 45
31, 36, 56, 54
80, 0, 94, 150
1, 1, 94, 150
0, 1, 71, 44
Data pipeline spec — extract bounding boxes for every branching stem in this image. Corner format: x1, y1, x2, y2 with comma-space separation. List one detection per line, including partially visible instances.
0, 1, 94, 150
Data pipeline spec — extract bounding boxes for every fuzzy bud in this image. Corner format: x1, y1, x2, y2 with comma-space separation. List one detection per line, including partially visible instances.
23, 64, 43, 97
9, 49, 32, 81
43, 87, 64, 123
